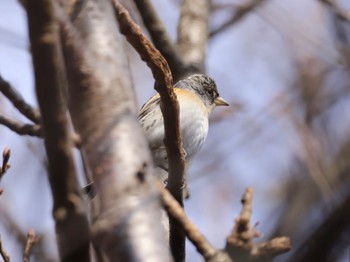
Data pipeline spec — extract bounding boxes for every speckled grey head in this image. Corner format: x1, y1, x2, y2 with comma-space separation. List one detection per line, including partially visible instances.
174, 74, 229, 107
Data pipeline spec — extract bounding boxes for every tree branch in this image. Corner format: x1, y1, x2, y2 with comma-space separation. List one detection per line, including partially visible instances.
59, 0, 171, 260
0, 147, 11, 179
290, 138, 350, 261
0, 235, 10, 262
291, 192, 350, 261
225, 188, 291, 261
133, 0, 187, 82
210, 0, 267, 37
177, 0, 211, 74
0, 114, 42, 137
158, 183, 232, 262
113, 2, 186, 260
0, 75, 41, 124
26, 0, 90, 260
23, 229, 41, 262
319, 0, 350, 22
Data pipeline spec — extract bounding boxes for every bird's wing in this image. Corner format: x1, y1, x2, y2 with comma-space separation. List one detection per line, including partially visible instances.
138, 93, 161, 120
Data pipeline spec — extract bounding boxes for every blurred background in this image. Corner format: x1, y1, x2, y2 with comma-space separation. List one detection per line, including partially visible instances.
1, 0, 350, 261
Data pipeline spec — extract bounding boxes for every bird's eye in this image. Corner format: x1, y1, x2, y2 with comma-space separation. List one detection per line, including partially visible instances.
207, 89, 213, 95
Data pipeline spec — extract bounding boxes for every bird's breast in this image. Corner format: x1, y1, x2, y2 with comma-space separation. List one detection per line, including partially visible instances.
177, 89, 209, 160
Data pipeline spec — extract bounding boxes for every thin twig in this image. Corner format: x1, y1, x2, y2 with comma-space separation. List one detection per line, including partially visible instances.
158, 182, 232, 262
0, 75, 41, 124
226, 188, 291, 260
227, 187, 260, 248
113, 2, 186, 260
210, 0, 268, 37
0, 114, 43, 137
0, 235, 10, 262
23, 229, 41, 262
0, 147, 11, 179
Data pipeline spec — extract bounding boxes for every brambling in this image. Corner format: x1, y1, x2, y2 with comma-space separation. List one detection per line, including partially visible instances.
138, 74, 229, 172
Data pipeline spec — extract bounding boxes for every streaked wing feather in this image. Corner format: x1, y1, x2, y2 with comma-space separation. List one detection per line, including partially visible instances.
138, 93, 161, 120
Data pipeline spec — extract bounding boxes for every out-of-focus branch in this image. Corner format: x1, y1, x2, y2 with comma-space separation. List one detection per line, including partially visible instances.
0, 147, 11, 179
23, 229, 41, 262
158, 182, 232, 262
225, 188, 291, 261
251, 237, 292, 257
288, 136, 350, 261
321, 0, 350, 68
0, 115, 42, 137
58, 0, 88, 21
0, 235, 10, 262
291, 191, 350, 262
177, 0, 211, 74
226, 188, 260, 249
210, 0, 267, 37
319, 0, 350, 22
60, 0, 171, 260
113, 2, 186, 260
0, 75, 41, 124
26, 0, 90, 260
133, 0, 187, 82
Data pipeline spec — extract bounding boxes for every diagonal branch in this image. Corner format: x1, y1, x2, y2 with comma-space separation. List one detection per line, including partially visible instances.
113, 2, 186, 260
133, 0, 187, 82
210, 0, 268, 37
0, 75, 41, 124
0, 114, 43, 137
319, 0, 350, 22
158, 183, 232, 262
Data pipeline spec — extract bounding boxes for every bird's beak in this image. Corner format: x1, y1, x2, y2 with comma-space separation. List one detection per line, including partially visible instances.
214, 97, 229, 106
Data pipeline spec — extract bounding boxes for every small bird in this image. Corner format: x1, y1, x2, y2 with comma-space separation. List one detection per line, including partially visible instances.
138, 74, 229, 172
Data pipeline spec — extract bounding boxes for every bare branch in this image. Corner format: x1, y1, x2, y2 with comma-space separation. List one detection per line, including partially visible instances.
226, 188, 291, 261
292, 192, 350, 261
251, 237, 291, 257
290, 137, 350, 261
0, 147, 11, 179
60, 0, 172, 260
0, 235, 10, 262
158, 183, 232, 262
320, 0, 350, 69
113, 2, 186, 260
133, 0, 187, 82
26, 0, 90, 260
319, 0, 350, 22
0, 75, 41, 124
23, 229, 41, 262
227, 188, 260, 249
210, 0, 267, 37
177, 0, 211, 74
0, 114, 43, 137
